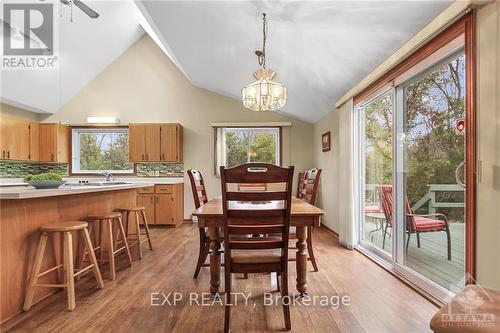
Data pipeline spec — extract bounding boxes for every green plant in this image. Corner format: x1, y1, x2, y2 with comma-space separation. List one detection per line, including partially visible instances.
24, 172, 63, 182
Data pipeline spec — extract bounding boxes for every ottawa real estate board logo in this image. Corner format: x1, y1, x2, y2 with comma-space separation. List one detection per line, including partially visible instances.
1, 0, 58, 69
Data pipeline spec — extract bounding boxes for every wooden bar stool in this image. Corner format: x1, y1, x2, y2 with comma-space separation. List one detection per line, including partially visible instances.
115, 207, 153, 259
23, 221, 104, 312
84, 212, 133, 280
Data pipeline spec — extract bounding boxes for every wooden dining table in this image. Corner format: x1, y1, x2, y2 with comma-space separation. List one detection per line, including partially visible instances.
192, 197, 325, 296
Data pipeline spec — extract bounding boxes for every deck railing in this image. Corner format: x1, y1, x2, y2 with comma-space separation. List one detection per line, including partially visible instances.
366, 184, 465, 214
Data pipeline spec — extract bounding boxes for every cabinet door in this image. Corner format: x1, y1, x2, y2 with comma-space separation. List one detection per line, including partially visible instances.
129, 124, 146, 161
145, 125, 161, 161
160, 124, 179, 162
29, 122, 40, 161
155, 194, 174, 225
56, 125, 69, 163
39, 124, 57, 162
172, 184, 184, 226
137, 194, 155, 225
12, 118, 30, 161
0, 115, 8, 158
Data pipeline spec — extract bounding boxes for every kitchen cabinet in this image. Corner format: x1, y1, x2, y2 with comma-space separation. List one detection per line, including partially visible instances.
136, 183, 184, 226
129, 123, 183, 162
29, 122, 40, 161
160, 124, 183, 162
0, 114, 31, 161
39, 124, 70, 163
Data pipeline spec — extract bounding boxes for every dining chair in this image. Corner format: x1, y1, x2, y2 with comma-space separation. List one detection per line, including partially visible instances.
290, 168, 322, 271
187, 169, 212, 278
220, 163, 294, 332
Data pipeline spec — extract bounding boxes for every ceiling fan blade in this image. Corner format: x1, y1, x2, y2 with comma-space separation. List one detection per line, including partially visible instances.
73, 0, 99, 19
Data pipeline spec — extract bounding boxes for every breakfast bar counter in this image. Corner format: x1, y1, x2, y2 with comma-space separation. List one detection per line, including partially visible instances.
0, 183, 149, 322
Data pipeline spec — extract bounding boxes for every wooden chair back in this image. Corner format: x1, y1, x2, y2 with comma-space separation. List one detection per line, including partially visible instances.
298, 168, 322, 205
220, 163, 294, 267
187, 169, 208, 209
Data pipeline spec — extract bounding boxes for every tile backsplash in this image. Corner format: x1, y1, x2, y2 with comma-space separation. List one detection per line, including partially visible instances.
135, 162, 184, 177
0, 160, 69, 178
0, 160, 184, 178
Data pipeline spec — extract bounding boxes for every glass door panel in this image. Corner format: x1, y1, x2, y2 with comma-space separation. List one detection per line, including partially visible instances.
399, 53, 466, 294
357, 92, 393, 258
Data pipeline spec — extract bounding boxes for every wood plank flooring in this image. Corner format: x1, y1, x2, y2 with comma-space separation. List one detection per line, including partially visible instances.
2, 223, 438, 333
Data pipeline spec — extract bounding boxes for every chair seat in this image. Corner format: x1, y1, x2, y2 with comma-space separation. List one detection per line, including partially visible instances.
115, 207, 145, 212
41, 221, 88, 232
86, 212, 122, 220
231, 249, 281, 264
413, 216, 446, 231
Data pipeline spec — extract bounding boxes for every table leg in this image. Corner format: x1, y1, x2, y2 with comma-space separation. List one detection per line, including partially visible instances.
296, 226, 308, 296
207, 226, 221, 295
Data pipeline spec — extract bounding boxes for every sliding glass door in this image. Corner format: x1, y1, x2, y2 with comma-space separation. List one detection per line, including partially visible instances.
395, 52, 466, 295
355, 51, 467, 298
356, 92, 393, 259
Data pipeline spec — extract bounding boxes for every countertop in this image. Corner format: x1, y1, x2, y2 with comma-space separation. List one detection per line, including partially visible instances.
0, 183, 154, 200
0, 177, 184, 187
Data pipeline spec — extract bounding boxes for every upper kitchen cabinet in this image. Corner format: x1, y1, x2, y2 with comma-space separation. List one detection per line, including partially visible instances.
160, 124, 183, 162
39, 124, 70, 163
0, 114, 30, 161
129, 123, 183, 162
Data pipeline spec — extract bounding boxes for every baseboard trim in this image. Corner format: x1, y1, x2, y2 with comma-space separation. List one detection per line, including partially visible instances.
320, 224, 339, 238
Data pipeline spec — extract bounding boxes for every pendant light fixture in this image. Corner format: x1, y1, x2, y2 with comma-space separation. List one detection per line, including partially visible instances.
242, 13, 287, 112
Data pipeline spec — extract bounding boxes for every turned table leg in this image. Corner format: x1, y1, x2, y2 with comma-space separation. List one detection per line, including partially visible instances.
296, 226, 308, 296
207, 226, 221, 295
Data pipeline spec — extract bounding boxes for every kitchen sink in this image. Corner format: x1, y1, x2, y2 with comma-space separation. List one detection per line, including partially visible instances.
83, 181, 131, 186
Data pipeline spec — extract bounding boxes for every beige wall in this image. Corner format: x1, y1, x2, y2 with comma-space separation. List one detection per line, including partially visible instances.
475, 1, 500, 289
39, 35, 314, 219
313, 107, 340, 232
313, 2, 500, 289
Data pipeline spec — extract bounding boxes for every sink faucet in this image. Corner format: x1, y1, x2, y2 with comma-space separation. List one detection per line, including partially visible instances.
102, 171, 115, 182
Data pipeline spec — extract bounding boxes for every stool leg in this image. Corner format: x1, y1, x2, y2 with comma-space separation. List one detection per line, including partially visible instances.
117, 216, 133, 267
23, 233, 48, 311
107, 219, 116, 280
134, 211, 143, 259
82, 228, 104, 289
76, 223, 93, 280
63, 231, 76, 311
140, 209, 153, 251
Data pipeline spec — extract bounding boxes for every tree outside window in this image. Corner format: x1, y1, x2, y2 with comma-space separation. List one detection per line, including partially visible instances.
224, 128, 280, 168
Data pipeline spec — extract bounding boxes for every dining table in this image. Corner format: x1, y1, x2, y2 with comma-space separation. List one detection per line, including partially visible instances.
192, 197, 325, 296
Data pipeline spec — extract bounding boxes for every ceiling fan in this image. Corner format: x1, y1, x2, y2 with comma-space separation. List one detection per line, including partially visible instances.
60, 0, 99, 19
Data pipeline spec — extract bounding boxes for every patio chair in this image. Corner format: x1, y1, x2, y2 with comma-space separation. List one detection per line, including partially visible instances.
377, 185, 451, 260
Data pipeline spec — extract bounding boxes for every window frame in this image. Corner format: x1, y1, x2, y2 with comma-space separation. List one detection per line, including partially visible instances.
70, 126, 136, 176
214, 126, 282, 176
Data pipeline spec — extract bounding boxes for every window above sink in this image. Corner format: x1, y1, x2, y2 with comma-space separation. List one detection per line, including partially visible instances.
71, 127, 134, 175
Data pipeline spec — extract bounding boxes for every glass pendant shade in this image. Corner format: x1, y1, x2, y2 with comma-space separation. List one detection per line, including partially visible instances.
242, 69, 287, 111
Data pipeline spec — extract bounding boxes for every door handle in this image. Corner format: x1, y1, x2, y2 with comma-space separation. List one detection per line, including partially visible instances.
455, 161, 466, 188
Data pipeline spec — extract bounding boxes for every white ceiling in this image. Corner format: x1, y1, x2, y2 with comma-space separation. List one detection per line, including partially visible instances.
1, 0, 145, 113
138, 0, 452, 123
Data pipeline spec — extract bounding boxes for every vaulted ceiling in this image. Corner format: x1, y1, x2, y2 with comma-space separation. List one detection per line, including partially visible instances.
137, 0, 452, 122
1, 1, 452, 123
1, 0, 144, 113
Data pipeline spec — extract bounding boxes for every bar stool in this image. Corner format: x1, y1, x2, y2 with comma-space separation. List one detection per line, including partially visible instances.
83, 212, 133, 280
115, 207, 153, 259
23, 221, 104, 312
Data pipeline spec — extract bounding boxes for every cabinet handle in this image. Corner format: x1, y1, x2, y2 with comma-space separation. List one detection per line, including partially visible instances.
7, 151, 10, 158
51, 153, 54, 161
162, 153, 165, 160
146, 154, 148, 160
2, 151, 5, 158
142, 153, 144, 160
156, 196, 159, 204
150, 196, 153, 204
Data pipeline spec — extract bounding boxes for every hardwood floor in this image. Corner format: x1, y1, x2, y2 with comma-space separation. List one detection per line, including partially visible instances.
2, 223, 438, 333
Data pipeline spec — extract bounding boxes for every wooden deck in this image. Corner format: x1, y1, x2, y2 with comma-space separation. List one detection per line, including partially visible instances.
364, 220, 465, 294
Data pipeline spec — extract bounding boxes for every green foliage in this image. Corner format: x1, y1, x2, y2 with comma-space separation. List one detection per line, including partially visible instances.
24, 172, 62, 182
364, 55, 465, 222
79, 133, 132, 171
224, 129, 278, 167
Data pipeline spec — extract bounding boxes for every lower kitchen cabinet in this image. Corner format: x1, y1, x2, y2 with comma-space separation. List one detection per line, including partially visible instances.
136, 183, 184, 226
